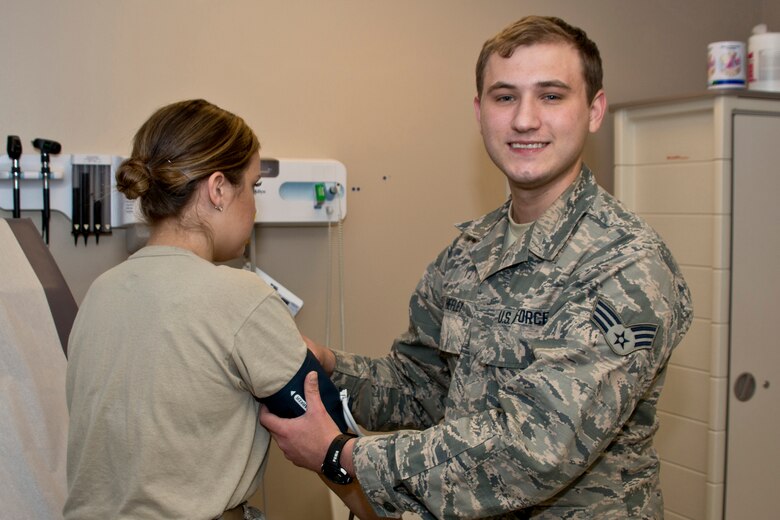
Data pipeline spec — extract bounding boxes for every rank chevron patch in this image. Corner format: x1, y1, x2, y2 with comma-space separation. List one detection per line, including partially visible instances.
591, 298, 658, 356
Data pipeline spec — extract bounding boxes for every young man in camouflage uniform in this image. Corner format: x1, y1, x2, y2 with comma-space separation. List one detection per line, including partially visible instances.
262, 15, 692, 519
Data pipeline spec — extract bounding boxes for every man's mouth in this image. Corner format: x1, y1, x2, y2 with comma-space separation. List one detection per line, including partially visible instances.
509, 142, 546, 149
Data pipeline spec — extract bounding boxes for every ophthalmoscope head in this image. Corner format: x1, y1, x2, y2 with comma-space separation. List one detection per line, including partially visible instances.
7, 135, 22, 160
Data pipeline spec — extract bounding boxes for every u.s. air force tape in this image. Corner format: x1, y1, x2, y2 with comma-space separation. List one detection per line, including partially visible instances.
591, 298, 658, 356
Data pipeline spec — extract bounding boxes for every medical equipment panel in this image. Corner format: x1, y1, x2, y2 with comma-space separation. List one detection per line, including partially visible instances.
2, 155, 348, 237
254, 158, 347, 225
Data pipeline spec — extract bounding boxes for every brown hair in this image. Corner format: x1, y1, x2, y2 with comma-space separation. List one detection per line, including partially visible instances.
115, 99, 260, 224
475, 16, 603, 102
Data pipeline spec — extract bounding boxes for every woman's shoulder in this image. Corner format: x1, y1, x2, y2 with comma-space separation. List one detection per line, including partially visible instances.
212, 265, 276, 301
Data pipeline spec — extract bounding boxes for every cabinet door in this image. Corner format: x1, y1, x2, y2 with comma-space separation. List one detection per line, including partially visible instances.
725, 113, 780, 519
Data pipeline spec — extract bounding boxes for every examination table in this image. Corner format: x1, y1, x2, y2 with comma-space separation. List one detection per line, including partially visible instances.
1, 217, 77, 518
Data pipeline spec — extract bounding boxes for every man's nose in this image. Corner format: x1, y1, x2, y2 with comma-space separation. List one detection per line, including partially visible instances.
511, 100, 541, 132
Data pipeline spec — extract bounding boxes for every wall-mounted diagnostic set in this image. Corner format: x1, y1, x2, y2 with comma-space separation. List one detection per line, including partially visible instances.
0, 140, 121, 245
114, 158, 347, 228
1, 142, 348, 244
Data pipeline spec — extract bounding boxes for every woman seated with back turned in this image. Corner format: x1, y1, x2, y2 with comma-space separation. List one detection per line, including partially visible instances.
63, 99, 305, 520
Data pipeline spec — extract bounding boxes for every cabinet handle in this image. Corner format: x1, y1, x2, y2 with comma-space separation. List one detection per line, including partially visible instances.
734, 372, 756, 402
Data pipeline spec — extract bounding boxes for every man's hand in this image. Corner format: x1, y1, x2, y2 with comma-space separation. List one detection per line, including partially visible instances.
259, 370, 342, 472
264, 348, 391, 519
302, 335, 337, 374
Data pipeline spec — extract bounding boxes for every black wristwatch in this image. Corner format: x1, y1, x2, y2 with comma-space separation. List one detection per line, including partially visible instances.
321, 433, 357, 485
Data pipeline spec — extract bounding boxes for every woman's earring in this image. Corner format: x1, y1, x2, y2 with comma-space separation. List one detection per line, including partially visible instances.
214, 205, 223, 212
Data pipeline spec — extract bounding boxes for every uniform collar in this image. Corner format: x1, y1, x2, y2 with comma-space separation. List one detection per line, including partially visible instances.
455, 165, 599, 280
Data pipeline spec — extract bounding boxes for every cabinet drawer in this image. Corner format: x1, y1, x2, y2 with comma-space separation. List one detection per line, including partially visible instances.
614, 100, 717, 164
614, 161, 729, 214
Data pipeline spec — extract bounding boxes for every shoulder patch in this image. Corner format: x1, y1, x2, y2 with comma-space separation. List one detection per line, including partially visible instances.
591, 298, 658, 356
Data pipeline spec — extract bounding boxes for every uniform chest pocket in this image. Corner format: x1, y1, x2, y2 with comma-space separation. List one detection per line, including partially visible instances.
474, 329, 534, 393
442, 325, 535, 410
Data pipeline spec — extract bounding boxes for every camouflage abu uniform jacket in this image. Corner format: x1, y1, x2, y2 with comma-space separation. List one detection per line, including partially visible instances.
332, 166, 693, 519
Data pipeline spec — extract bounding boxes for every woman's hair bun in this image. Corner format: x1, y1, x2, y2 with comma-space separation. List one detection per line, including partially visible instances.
116, 99, 259, 223
115, 157, 153, 200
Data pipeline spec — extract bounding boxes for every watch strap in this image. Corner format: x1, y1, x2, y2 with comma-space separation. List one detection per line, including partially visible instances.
321, 433, 357, 485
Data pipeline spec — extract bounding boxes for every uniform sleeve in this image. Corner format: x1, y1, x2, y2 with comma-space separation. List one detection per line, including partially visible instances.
232, 291, 307, 398
332, 247, 452, 432
347, 244, 692, 518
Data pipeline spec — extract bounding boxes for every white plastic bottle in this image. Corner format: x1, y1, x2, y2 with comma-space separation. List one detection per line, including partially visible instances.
748, 24, 780, 92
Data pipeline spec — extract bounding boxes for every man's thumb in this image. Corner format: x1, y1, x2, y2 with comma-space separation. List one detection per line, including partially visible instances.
304, 370, 322, 406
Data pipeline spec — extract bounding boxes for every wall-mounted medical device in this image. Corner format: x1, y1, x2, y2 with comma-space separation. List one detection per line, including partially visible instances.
1, 152, 124, 244
0, 151, 70, 213
254, 158, 347, 225
116, 158, 348, 227
2, 155, 348, 231
72, 155, 122, 245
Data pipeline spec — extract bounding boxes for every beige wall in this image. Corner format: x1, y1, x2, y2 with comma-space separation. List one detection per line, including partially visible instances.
761, 0, 780, 24
2, 1, 777, 518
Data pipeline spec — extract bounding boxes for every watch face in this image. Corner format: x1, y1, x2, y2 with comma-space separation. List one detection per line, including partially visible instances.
322, 463, 353, 485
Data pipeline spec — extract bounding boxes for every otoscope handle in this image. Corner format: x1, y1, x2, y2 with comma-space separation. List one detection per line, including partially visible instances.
11, 160, 21, 219
42, 163, 50, 244
32, 138, 61, 244
7, 136, 22, 219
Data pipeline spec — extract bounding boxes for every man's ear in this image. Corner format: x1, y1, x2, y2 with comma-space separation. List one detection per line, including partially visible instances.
588, 90, 607, 134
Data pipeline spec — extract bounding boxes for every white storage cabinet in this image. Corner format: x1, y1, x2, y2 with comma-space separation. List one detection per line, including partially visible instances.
613, 92, 780, 520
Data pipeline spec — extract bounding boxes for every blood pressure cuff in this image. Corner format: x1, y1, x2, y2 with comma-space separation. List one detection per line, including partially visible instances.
259, 349, 348, 433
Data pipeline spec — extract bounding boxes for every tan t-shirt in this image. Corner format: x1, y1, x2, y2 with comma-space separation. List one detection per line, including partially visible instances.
64, 246, 305, 519
502, 203, 533, 252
